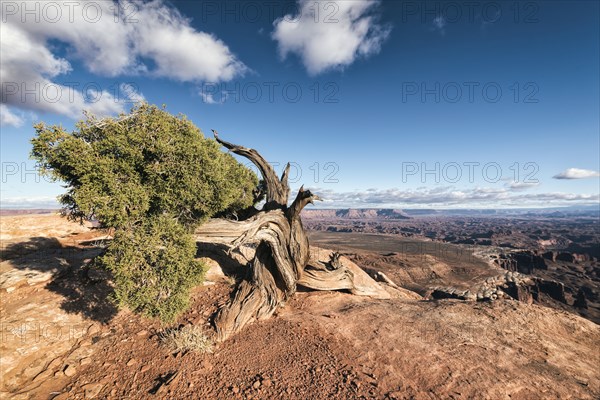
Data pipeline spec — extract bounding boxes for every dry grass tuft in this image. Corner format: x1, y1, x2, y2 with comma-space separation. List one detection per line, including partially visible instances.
159, 325, 213, 354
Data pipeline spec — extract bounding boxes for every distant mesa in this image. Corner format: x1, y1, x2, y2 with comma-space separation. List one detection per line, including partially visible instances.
0, 209, 57, 216
302, 206, 600, 219
302, 208, 411, 220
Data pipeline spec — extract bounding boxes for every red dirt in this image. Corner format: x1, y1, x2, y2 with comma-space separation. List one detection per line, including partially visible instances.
54, 283, 382, 399
2, 214, 599, 400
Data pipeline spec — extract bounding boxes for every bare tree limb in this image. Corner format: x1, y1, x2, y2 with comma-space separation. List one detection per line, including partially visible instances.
198, 133, 374, 342
212, 130, 289, 208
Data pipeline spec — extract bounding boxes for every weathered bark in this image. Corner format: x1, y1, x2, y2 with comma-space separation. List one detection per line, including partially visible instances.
196, 132, 357, 342
299, 253, 355, 291
213, 130, 291, 209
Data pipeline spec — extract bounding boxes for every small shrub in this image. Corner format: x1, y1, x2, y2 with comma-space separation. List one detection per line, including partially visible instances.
160, 325, 213, 354
99, 215, 205, 322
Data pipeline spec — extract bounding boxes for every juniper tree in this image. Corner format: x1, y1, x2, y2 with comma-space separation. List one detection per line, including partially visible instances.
31, 104, 257, 321
32, 103, 368, 339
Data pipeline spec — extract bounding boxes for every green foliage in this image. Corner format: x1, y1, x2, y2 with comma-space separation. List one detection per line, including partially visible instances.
30, 103, 259, 322
99, 215, 205, 322
31, 103, 257, 229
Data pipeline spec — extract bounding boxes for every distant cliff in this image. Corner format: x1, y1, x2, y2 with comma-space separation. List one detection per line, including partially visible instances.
302, 208, 411, 220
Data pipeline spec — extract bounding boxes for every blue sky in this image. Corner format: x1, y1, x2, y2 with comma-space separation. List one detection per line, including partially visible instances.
1, 0, 599, 208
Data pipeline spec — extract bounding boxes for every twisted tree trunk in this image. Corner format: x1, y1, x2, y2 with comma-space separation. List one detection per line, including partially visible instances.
196, 132, 355, 342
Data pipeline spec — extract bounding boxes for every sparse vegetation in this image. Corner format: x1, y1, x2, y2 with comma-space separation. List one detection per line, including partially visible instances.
30, 104, 258, 321
223, 275, 237, 286
160, 324, 213, 354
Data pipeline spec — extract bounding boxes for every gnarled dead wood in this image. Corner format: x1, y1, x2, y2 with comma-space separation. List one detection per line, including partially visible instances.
299, 253, 355, 291
212, 130, 290, 209
197, 133, 361, 342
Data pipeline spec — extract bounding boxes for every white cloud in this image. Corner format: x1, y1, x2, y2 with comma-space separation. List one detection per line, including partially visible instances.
553, 168, 600, 180
304, 186, 599, 208
199, 91, 225, 105
0, 104, 24, 127
432, 16, 446, 35
131, 2, 247, 81
0, 196, 60, 209
119, 83, 145, 103
272, 0, 391, 75
506, 181, 540, 191
1, 0, 246, 119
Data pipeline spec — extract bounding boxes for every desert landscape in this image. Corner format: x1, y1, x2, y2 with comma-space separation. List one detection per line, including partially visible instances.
2, 1, 599, 399
1, 210, 599, 399
303, 208, 600, 324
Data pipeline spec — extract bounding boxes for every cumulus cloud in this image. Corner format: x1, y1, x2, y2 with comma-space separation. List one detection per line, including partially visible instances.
119, 83, 145, 103
1, 0, 245, 119
304, 186, 599, 208
272, 0, 391, 75
0, 104, 24, 127
553, 168, 600, 180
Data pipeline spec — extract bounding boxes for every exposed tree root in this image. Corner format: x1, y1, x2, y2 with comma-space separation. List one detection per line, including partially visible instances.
195, 132, 373, 341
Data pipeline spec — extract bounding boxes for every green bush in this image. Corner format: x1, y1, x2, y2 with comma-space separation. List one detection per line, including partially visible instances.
31, 103, 258, 321
31, 103, 257, 229
99, 215, 204, 322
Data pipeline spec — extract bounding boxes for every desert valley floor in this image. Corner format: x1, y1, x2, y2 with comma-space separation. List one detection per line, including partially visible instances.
1, 211, 599, 399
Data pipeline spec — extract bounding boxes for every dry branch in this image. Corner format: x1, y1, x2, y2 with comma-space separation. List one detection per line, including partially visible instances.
197, 132, 365, 341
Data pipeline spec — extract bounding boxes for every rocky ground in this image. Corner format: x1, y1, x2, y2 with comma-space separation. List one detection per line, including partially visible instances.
1, 213, 599, 399
302, 208, 599, 256
303, 209, 600, 324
